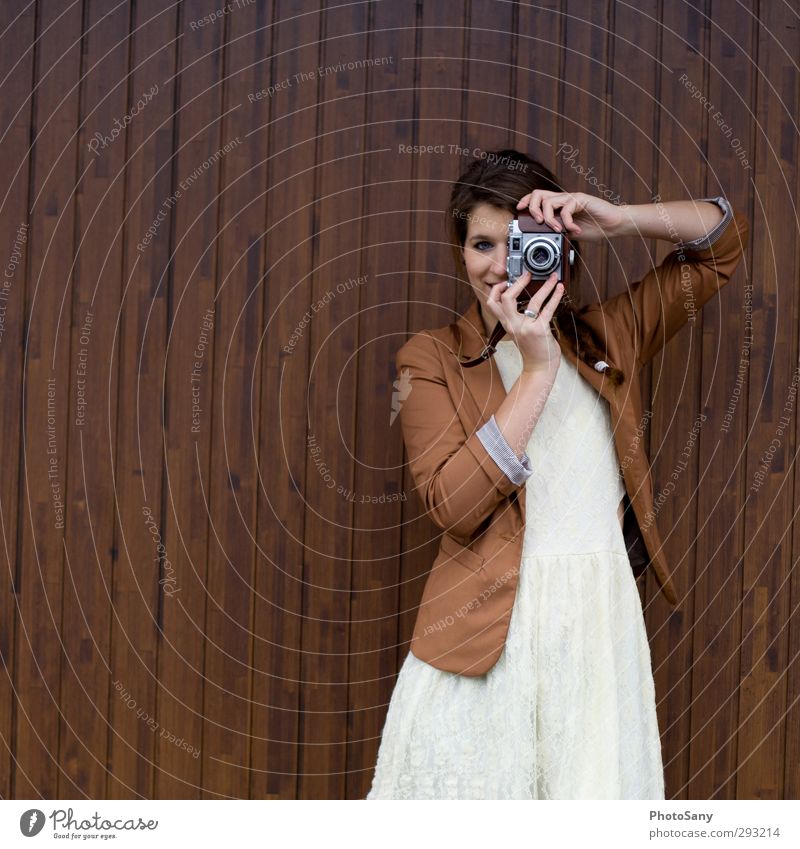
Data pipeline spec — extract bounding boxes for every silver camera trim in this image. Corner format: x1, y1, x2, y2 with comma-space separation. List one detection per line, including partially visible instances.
506, 218, 565, 286
524, 237, 560, 275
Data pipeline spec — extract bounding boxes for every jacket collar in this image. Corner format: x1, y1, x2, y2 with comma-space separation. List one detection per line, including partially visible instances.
452, 298, 619, 427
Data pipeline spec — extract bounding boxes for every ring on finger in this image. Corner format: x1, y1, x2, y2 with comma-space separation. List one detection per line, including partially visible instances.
523, 309, 539, 320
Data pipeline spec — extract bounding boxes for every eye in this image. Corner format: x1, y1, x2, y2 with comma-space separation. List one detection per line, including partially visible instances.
474, 240, 493, 251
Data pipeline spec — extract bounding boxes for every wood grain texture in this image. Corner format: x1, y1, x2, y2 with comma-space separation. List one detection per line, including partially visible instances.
649, 0, 718, 803
106, 0, 180, 800
0, 0, 35, 802
0, 0, 792, 801
344, 0, 418, 801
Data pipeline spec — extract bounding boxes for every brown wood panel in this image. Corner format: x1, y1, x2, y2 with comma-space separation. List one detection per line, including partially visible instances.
648, 0, 718, 801
513, 2, 564, 172
738, 0, 797, 800
0, 0, 35, 801
106, 1, 180, 799
13, 0, 84, 799
345, 0, 418, 800
604, 0, 660, 490
296, 0, 371, 800
252, 0, 321, 802
560, 0, 614, 305
397, 0, 470, 672
1, 0, 796, 802
677, 1, 758, 801
57, 0, 131, 798
210, 0, 273, 802
155, 2, 238, 800
462, 0, 514, 159
787, 28, 800, 797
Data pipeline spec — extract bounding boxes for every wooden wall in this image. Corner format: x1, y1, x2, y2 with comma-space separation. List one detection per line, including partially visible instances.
0, 0, 796, 800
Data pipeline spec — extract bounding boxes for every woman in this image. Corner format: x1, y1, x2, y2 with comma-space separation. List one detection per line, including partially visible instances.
367, 150, 748, 799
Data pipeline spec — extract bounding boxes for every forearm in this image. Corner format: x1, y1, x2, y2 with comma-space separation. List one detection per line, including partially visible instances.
614, 200, 724, 244
397, 335, 532, 538
491, 365, 557, 460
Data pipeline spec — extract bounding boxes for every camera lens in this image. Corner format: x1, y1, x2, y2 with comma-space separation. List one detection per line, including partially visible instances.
532, 246, 549, 265
524, 238, 559, 274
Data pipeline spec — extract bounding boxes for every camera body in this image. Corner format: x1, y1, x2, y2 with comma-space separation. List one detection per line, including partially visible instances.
458, 212, 577, 367
506, 210, 575, 291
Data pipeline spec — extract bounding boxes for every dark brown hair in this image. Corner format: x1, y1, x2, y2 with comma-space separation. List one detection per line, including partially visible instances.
446, 149, 624, 387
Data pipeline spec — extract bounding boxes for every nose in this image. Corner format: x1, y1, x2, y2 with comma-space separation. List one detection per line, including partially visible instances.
491, 249, 507, 277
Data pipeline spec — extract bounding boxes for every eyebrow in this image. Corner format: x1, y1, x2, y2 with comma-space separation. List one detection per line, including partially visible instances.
469, 233, 498, 241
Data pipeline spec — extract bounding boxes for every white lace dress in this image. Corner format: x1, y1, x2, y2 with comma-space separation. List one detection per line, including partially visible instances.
367, 340, 665, 800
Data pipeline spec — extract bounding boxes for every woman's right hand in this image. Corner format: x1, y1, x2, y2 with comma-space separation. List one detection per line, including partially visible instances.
483, 270, 564, 374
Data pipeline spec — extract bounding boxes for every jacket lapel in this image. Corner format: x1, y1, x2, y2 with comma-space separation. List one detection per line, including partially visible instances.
452, 299, 620, 526
451, 299, 509, 427
453, 298, 619, 421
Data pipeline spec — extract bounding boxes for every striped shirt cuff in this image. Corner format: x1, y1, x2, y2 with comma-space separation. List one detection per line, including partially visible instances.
677, 196, 733, 251
476, 415, 534, 486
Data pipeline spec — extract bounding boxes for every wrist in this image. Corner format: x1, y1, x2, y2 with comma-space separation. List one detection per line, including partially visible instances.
521, 356, 560, 377
613, 204, 641, 238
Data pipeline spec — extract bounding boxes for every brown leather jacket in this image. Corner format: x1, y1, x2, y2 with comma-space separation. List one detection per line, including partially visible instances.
395, 208, 749, 676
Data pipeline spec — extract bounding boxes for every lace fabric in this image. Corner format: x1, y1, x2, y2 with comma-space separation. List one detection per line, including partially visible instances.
367, 342, 665, 799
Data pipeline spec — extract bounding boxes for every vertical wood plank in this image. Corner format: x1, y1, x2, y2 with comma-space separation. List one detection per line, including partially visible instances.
513, 2, 564, 168
397, 0, 470, 673
57, 0, 131, 798
202, 0, 273, 802
605, 0, 679, 802
0, 0, 36, 799
461, 0, 514, 157
345, 0, 418, 800
647, 0, 713, 800
737, 0, 795, 800
677, 2, 756, 801
559, 1, 613, 304
604, 0, 660, 431
13, 0, 83, 799
106, 1, 180, 799
251, 0, 321, 801
158, 0, 229, 798
1, 1, 796, 802
296, 1, 370, 799
787, 31, 800, 796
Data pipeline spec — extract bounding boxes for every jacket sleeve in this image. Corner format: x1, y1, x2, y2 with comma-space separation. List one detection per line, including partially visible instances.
395, 332, 526, 538
476, 414, 534, 485
598, 198, 750, 368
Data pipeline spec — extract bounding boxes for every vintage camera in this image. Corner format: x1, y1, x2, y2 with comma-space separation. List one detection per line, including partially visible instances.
506, 210, 575, 292
458, 211, 577, 368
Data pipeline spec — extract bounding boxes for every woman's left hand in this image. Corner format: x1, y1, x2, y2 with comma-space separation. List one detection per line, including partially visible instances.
515, 190, 625, 242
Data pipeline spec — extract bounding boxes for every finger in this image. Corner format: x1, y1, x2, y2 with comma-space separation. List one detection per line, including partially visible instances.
484, 287, 510, 325
488, 272, 523, 309
541, 197, 561, 231
539, 281, 564, 323
527, 189, 545, 222
486, 279, 507, 305
506, 268, 530, 285
527, 272, 559, 311
561, 199, 584, 234
482, 294, 500, 320
559, 203, 577, 232
499, 268, 530, 301
516, 192, 531, 210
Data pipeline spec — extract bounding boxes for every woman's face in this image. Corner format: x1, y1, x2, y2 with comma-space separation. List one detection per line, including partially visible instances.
460, 203, 513, 336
